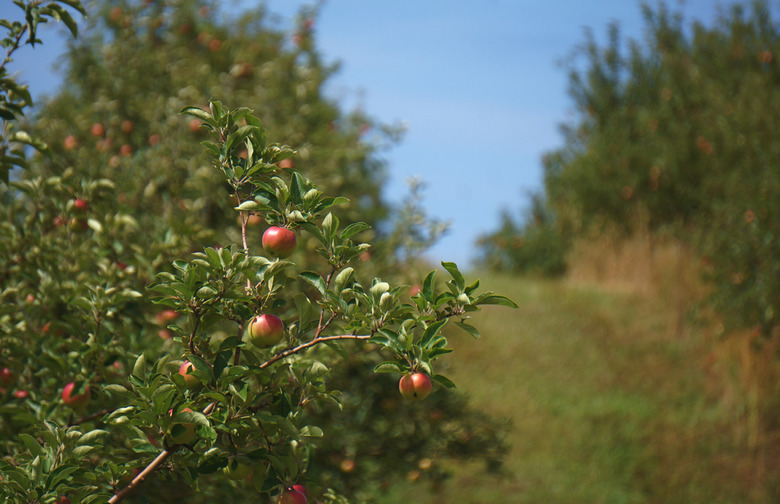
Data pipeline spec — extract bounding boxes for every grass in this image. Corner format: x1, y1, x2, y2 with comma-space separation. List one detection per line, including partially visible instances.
376, 271, 762, 503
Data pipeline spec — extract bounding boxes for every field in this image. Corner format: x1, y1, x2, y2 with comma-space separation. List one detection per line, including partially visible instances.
378, 267, 769, 503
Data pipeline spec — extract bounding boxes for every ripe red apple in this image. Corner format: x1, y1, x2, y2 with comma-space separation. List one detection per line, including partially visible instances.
399, 373, 432, 400
0, 368, 15, 386
262, 226, 297, 258
178, 360, 199, 387
169, 407, 197, 444
119, 144, 133, 157
278, 158, 294, 169
292, 484, 308, 497
13, 389, 28, 399
73, 198, 89, 212
245, 314, 285, 347
63, 135, 77, 150
121, 120, 134, 133
189, 118, 202, 132
279, 489, 307, 504
90, 123, 105, 137
155, 309, 178, 324
56, 496, 71, 504
62, 382, 91, 409
148, 134, 161, 146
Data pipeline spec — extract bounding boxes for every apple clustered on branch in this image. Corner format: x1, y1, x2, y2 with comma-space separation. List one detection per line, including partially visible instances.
103, 100, 515, 503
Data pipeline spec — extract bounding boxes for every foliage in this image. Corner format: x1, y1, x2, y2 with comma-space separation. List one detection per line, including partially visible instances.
475, 192, 570, 277
483, 0, 780, 339
0, 0, 85, 184
0, 1, 517, 502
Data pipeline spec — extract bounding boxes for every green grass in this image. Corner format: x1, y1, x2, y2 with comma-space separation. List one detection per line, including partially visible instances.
377, 273, 756, 504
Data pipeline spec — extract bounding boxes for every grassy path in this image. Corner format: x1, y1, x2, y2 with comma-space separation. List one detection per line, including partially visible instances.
379, 274, 752, 503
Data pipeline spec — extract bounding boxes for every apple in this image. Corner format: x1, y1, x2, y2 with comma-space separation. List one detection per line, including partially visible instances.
178, 360, 199, 388
278, 158, 294, 169
155, 309, 178, 324
73, 198, 89, 212
63, 135, 77, 150
69, 218, 88, 232
223, 460, 253, 480
189, 118, 202, 132
121, 120, 134, 133
340, 459, 356, 473
169, 407, 197, 444
13, 390, 28, 399
90, 123, 105, 137
245, 314, 285, 347
148, 134, 161, 146
0, 368, 15, 387
262, 226, 297, 258
119, 144, 133, 156
399, 373, 432, 400
56, 496, 71, 504
292, 484, 308, 497
279, 489, 307, 504
62, 382, 91, 409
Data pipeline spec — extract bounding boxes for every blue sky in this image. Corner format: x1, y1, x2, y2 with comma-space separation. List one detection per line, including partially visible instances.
5, 0, 725, 267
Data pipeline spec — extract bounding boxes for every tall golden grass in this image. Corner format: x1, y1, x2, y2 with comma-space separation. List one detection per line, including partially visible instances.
566, 226, 780, 498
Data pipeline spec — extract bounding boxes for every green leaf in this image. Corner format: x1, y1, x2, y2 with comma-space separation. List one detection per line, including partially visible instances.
420, 319, 448, 348
474, 294, 519, 308
454, 320, 480, 339
299, 271, 326, 295
432, 373, 456, 389
18, 433, 44, 457
132, 354, 146, 379
374, 361, 403, 374
441, 261, 465, 290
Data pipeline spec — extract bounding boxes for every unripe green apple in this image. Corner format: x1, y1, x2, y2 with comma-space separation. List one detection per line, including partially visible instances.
262, 226, 297, 258
223, 460, 253, 480
169, 407, 197, 444
279, 489, 308, 504
245, 314, 285, 347
399, 372, 432, 400
62, 382, 91, 409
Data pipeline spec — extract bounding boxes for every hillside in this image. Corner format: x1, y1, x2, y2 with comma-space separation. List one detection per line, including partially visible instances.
379, 272, 767, 503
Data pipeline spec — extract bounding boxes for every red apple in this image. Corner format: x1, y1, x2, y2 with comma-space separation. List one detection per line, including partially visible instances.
148, 134, 161, 146
90, 123, 105, 137
292, 484, 308, 497
63, 135, 77, 150
178, 361, 199, 388
189, 118, 202, 132
399, 373, 432, 400
73, 198, 89, 212
121, 120, 134, 133
262, 226, 297, 258
278, 158, 294, 169
245, 314, 285, 347
279, 489, 307, 504
0, 368, 15, 386
119, 144, 133, 157
13, 390, 28, 399
155, 309, 178, 324
56, 496, 71, 504
62, 382, 91, 409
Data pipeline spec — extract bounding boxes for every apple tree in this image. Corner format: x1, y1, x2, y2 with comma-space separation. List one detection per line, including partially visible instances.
0, 1, 516, 502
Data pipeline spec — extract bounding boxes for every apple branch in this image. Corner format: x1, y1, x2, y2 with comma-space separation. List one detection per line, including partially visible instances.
259, 333, 371, 369
107, 449, 170, 504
